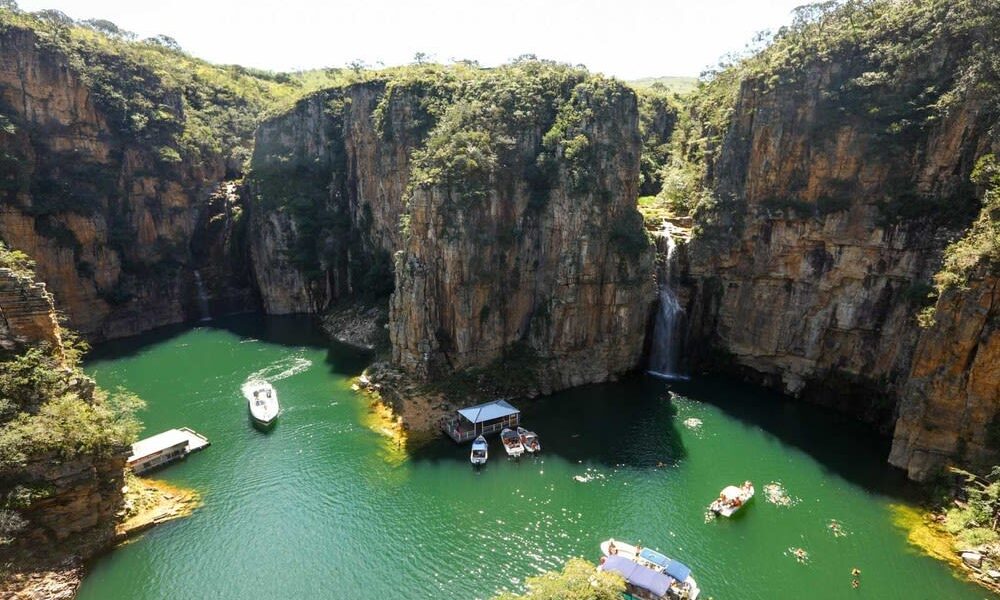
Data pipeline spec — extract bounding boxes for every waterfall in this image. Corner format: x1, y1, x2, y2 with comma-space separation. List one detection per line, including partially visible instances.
648, 228, 687, 380
193, 270, 212, 322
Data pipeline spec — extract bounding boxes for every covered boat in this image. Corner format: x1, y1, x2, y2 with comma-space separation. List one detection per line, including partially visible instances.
517, 427, 541, 453
500, 427, 524, 458
709, 481, 754, 517
470, 435, 488, 466
244, 380, 280, 427
600, 539, 700, 599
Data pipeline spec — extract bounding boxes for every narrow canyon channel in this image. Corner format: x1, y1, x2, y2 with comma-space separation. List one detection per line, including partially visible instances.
77, 315, 985, 599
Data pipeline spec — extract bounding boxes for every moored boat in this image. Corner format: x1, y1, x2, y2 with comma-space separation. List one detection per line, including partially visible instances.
244, 380, 280, 427
517, 426, 541, 453
709, 481, 754, 517
599, 539, 700, 599
500, 427, 524, 458
470, 435, 488, 466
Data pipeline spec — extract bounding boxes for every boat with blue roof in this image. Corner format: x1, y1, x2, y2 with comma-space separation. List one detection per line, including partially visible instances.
599, 539, 700, 599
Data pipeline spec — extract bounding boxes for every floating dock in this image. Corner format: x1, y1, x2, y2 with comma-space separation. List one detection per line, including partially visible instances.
442, 399, 520, 443
128, 427, 210, 474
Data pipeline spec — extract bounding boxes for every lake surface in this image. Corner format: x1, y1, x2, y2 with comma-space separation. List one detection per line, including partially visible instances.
77, 315, 987, 599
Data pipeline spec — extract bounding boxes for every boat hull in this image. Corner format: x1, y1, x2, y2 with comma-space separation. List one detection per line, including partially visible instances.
710, 484, 754, 517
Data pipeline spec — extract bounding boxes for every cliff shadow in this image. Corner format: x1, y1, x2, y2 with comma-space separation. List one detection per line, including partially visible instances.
406, 377, 689, 469
663, 374, 918, 499
89, 313, 372, 377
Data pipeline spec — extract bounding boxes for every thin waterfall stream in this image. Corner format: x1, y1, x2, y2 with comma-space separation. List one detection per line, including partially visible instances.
192, 270, 211, 321
648, 225, 687, 380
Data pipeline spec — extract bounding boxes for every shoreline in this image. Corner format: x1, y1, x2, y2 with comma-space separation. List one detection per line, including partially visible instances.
1, 475, 199, 600
893, 504, 1000, 596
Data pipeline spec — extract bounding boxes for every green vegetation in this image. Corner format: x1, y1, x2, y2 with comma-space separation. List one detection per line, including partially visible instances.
0, 254, 143, 547
936, 154, 1000, 291
937, 467, 1000, 571
660, 0, 1000, 233
0, 6, 349, 169
0, 241, 34, 279
251, 58, 646, 298
492, 558, 625, 600
636, 88, 680, 197
628, 76, 699, 95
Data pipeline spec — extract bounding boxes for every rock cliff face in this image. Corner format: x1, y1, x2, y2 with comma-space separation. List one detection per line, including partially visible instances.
249, 82, 413, 314
684, 69, 989, 428
390, 82, 653, 388
0, 25, 252, 340
890, 272, 1000, 479
671, 2, 1000, 478
251, 69, 655, 392
0, 266, 62, 352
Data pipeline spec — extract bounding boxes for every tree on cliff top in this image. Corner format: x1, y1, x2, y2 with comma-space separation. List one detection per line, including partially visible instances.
491, 558, 625, 600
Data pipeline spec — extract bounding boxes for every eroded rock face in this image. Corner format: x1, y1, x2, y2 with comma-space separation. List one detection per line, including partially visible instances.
0, 264, 130, 590
390, 87, 654, 389
0, 267, 63, 352
890, 274, 1000, 480
0, 27, 251, 340
251, 73, 655, 393
249, 82, 418, 314
672, 36, 1000, 479
682, 64, 993, 433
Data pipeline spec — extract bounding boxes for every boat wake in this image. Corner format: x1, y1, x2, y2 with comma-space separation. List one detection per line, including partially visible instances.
244, 355, 312, 387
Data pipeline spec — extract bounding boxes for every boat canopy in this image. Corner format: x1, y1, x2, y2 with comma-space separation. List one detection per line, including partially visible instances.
457, 400, 519, 424
639, 548, 692, 582
602, 555, 673, 597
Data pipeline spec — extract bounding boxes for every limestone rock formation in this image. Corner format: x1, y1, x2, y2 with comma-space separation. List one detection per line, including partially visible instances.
251, 68, 655, 393
0, 267, 62, 352
0, 24, 253, 340
890, 273, 1000, 480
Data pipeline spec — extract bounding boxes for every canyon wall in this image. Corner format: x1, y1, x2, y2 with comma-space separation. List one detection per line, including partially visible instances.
0, 25, 253, 341
251, 68, 655, 391
389, 80, 654, 388
674, 2, 1000, 479
248, 81, 416, 314
890, 271, 999, 479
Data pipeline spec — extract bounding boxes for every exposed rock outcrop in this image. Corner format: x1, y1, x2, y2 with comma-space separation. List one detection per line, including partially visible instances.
671, 1, 1000, 478
390, 82, 654, 389
251, 68, 655, 396
890, 273, 1000, 480
0, 267, 62, 352
0, 25, 253, 340
0, 259, 131, 598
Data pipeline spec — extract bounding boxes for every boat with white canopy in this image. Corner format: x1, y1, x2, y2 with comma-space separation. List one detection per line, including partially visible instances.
709, 481, 754, 517
599, 539, 700, 599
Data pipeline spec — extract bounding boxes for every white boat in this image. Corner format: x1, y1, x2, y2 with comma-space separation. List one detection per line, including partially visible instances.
500, 427, 524, 458
709, 481, 754, 517
470, 435, 488, 466
599, 539, 700, 599
517, 427, 541, 453
244, 380, 280, 427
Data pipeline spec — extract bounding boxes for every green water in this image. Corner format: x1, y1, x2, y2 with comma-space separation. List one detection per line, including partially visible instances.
76, 315, 987, 600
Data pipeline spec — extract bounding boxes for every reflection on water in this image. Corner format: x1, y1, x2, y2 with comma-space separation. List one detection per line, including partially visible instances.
77, 315, 979, 600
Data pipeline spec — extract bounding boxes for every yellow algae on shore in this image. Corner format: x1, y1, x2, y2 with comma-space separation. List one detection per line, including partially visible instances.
890, 504, 960, 567
116, 473, 201, 542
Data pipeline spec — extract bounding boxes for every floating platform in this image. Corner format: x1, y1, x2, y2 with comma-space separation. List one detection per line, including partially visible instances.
128, 427, 210, 474
443, 399, 520, 443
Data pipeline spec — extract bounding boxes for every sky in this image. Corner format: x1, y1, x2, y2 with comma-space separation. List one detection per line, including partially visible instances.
16, 0, 807, 79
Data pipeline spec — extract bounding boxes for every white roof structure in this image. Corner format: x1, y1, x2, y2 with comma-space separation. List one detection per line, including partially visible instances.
457, 400, 519, 424
129, 428, 208, 462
